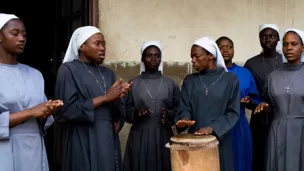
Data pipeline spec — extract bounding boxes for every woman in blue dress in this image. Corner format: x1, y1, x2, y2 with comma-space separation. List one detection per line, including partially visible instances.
0, 13, 63, 171
216, 36, 261, 171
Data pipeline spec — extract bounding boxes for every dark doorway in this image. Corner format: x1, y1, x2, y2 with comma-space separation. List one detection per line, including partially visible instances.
1, 0, 97, 170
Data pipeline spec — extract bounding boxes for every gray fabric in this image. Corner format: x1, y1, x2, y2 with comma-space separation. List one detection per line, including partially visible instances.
244, 53, 283, 97
244, 53, 284, 171
55, 59, 124, 171
177, 68, 240, 171
265, 64, 304, 171
123, 71, 180, 171
0, 63, 53, 171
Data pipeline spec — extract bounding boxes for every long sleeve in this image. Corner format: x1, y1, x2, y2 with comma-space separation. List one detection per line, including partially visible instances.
43, 93, 55, 130
259, 75, 275, 123
262, 76, 272, 105
55, 64, 95, 124
0, 110, 9, 140
244, 71, 262, 111
165, 82, 181, 126
37, 95, 54, 136
109, 72, 125, 122
124, 84, 138, 124
177, 76, 192, 121
111, 99, 125, 122
210, 76, 240, 139
111, 99, 125, 132
248, 72, 261, 105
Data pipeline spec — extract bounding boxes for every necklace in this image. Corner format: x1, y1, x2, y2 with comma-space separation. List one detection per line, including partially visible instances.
140, 76, 163, 103
284, 70, 301, 94
198, 72, 226, 95
0, 63, 28, 107
262, 53, 278, 77
81, 61, 107, 93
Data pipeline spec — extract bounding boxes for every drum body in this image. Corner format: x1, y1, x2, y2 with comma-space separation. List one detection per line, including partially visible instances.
169, 134, 220, 171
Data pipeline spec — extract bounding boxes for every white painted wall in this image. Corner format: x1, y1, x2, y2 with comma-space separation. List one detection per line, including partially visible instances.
99, 0, 304, 63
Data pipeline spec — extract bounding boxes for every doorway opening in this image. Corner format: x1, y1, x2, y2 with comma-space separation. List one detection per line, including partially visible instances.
1, 0, 98, 170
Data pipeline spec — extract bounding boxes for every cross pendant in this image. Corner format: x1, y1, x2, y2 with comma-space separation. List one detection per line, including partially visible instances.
286, 86, 291, 93
205, 89, 208, 96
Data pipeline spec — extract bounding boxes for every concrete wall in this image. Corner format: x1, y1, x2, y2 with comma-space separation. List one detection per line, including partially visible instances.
98, 0, 304, 159
99, 0, 304, 63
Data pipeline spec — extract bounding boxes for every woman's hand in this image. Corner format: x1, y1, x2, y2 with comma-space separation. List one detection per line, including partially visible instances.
105, 81, 124, 102
241, 96, 252, 104
137, 107, 153, 116
194, 127, 213, 135
110, 79, 133, 103
254, 102, 269, 114
175, 119, 195, 128
114, 121, 121, 134
161, 108, 168, 124
120, 82, 133, 98
31, 100, 64, 119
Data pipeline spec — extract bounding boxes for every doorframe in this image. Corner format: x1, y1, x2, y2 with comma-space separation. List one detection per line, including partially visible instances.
91, 0, 99, 27
49, 1, 99, 171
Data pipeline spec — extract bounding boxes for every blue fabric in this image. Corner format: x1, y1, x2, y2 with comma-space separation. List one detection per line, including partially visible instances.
227, 64, 261, 171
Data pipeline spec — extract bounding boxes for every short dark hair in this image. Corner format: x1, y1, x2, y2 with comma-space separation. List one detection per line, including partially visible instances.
216, 36, 234, 47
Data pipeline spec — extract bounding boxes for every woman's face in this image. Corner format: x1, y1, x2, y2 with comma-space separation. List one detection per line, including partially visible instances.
282, 31, 304, 64
218, 39, 234, 62
191, 45, 213, 72
142, 46, 161, 72
80, 33, 106, 64
0, 19, 26, 55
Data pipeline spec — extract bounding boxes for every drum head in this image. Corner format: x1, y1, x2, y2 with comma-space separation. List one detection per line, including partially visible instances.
169, 134, 218, 150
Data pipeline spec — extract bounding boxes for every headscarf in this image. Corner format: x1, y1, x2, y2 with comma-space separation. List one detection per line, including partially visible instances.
193, 37, 228, 72
280, 28, 304, 63
259, 24, 281, 53
0, 13, 18, 30
140, 41, 163, 74
63, 26, 101, 63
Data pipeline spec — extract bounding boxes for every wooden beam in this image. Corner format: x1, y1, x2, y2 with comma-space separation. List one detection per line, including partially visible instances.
91, 0, 99, 27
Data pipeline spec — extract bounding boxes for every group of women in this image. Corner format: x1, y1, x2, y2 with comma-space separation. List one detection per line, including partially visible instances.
1, 12, 304, 171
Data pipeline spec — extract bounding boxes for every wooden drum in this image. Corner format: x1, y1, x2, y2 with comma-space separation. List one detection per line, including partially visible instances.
168, 134, 220, 171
